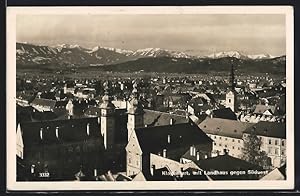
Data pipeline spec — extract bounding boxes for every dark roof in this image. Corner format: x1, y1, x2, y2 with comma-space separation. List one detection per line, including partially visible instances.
20, 117, 101, 146
31, 111, 58, 121
135, 122, 212, 158
150, 166, 177, 181
144, 109, 189, 127
254, 104, 276, 115
84, 106, 101, 117
55, 100, 68, 107
181, 167, 210, 181
195, 154, 262, 180
244, 121, 286, 139
198, 118, 254, 139
197, 154, 261, 171
31, 98, 56, 109
212, 108, 237, 120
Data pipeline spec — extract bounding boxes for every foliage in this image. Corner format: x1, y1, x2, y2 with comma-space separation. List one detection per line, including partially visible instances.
242, 131, 272, 169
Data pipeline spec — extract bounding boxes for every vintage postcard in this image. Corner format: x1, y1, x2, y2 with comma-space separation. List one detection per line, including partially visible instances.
7, 6, 294, 190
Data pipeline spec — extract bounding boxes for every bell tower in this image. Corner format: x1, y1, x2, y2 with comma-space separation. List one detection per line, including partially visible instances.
226, 63, 237, 112
127, 82, 145, 141
100, 81, 115, 149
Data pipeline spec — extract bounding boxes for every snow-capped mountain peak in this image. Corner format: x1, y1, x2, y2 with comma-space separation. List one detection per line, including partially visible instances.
205, 51, 277, 60
206, 51, 246, 59
247, 54, 276, 59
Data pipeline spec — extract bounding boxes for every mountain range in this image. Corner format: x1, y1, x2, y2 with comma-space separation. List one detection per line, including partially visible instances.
16, 42, 286, 74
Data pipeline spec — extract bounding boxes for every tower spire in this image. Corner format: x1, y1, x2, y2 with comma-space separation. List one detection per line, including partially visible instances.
127, 81, 144, 141
230, 62, 235, 91
100, 81, 115, 149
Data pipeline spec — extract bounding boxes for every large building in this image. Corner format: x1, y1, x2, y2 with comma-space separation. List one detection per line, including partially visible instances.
126, 122, 213, 178
199, 117, 286, 168
243, 121, 286, 168
198, 118, 253, 158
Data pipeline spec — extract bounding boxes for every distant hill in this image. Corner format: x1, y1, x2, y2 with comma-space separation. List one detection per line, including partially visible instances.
16, 42, 286, 74
100, 56, 286, 74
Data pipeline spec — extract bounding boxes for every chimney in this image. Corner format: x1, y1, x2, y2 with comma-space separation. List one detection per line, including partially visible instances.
204, 154, 208, 159
196, 151, 200, 161
223, 149, 228, 155
145, 124, 148, 127
163, 149, 167, 158
193, 146, 196, 156
86, 123, 90, 135
55, 127, 59, 138
94, 169, 97, 177
170, 118, 174, 125
40, 128, 43, 140
31, 165, 35, 174
167, 134, 171, 144
180, 167, 184, 178
190, 146, 194, 156
150, 165, 155, 176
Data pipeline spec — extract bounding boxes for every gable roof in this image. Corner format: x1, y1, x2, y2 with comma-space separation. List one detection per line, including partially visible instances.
143, 109, 189, 127
31, 98, 56, 109
254, 104, 276, 115
195, 154, 262, 180
198, 118, 254, 139
212, 108, 237, 120
244, 121, 286, 139
196, 154, 261, 171
134, 122, 212, 156
260, 164, 286, 180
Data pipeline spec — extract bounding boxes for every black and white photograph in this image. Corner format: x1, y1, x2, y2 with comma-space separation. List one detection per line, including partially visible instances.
6, 6, 294, 190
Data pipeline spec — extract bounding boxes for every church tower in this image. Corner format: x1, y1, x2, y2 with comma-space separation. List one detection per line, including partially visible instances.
100, 81, 115, 149
66, 99, 74, 118
226, 63, 237, 112
127, 82, 144, 142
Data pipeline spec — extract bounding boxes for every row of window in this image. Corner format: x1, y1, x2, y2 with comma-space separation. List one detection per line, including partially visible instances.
267, 139, 285, 146
210, 135, 241, 143
210, 134, 285, 147
213, 142, 241, 150
268, 147, 285, 155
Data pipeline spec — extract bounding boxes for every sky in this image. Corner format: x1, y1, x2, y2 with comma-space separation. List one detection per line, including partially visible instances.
16, 14, 286, 56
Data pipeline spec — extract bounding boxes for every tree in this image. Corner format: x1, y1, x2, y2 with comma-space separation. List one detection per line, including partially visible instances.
241, 130, 272, 169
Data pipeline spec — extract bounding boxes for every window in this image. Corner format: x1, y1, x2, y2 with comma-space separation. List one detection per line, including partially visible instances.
214, 142, 216, 146
269, 139, 272, 145
238, 147, 240, 150
232, 139, 235, 142
282, 150, 285, 155
136, 160, 139, 166
229, 99, 231, 103
225, 145, 227, 148
219, 144, 222, 146
275, 140, 278, 145
275, 148, 278, 155
238, 140, 240, 143
268, 147, 272, 153
214, 136, 217, 139
282, 140, 285, 146
225, 138, 227, 141
232, 146, 235, 149
219, 136, 222, 140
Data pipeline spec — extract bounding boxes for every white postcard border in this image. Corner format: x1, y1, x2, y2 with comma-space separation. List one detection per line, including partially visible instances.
7, 6, 294, 190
